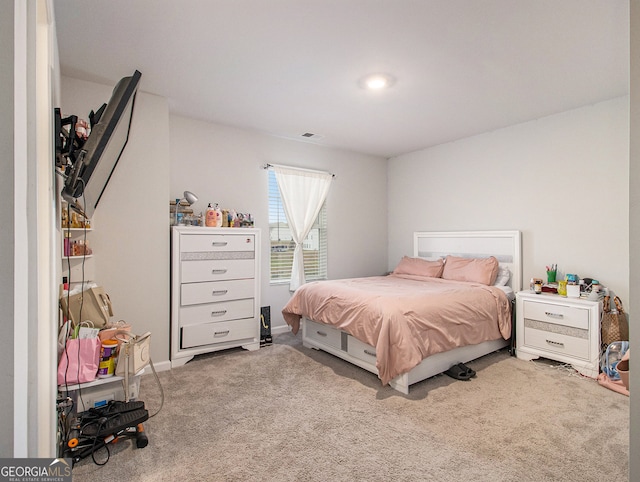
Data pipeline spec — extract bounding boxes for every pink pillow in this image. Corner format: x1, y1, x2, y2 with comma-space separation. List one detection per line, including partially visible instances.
441, 255, 499, 285
393, 256, 444, 278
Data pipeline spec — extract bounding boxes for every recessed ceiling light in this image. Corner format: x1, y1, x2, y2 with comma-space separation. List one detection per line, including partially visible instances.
359, 73, 396, 90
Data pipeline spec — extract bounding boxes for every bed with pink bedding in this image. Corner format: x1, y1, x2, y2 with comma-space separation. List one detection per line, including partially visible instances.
282, 230, 522, 394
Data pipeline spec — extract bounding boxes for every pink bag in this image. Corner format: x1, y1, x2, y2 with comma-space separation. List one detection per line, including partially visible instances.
57, 338, 101, 386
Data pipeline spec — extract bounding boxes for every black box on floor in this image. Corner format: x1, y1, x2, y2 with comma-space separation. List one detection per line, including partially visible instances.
260, 306, 272, 346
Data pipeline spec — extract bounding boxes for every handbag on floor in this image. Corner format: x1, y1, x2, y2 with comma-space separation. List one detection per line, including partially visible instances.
601, 295, 628, 347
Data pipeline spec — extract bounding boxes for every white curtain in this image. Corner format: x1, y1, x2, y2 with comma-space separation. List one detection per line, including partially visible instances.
272, 164, 333, 291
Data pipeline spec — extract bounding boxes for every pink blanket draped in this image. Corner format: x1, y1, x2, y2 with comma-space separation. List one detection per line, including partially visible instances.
282, 274, 511, 385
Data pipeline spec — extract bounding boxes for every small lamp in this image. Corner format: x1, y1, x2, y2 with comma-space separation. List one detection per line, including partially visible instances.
181, 190, 198, 206
174, 190, 198, 225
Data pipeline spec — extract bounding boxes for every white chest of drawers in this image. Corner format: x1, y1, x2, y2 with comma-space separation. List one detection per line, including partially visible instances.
515, 291, 602, 378
171, 226, 261, 367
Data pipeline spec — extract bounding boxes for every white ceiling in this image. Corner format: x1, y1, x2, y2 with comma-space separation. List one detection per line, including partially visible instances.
54, 0, 629, 158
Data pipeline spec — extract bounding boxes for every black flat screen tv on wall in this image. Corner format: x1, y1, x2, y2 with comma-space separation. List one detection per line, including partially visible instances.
56, 70, 142, 218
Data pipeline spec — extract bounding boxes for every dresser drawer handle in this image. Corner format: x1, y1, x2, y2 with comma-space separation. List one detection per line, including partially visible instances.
214, 330, 230, 337
546, 339, 565, 347
212, 241, 228, 247
211, 310, 227, 317
363, 349, 377, 357
211, 290, 228, 296
211, 269, 228, 274
316, 330, 328, 337
544, 311, 564, 319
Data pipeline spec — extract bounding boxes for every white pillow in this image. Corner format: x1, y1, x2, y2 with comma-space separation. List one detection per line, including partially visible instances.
493, 266, 511, 286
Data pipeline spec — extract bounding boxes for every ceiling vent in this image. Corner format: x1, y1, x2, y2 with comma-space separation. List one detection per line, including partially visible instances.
301, 132, 323, 139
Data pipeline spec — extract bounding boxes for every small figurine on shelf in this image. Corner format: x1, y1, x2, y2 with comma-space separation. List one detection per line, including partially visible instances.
229, 209, 237, 227
75, 118, 90, 141
241, 213, 253, 228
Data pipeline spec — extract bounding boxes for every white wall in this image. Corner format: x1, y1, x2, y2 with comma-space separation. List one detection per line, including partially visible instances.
388, 97, 629, 304
61, 76, 171, 365
169, 116, 388, 330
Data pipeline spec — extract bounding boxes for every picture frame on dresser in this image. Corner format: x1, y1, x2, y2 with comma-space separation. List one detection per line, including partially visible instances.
515, 291, 602, 378
170, 226, 261, 368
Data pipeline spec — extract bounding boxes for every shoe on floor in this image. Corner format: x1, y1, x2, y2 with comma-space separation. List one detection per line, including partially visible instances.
444, 364, 472, 380
456, 362, 476, 378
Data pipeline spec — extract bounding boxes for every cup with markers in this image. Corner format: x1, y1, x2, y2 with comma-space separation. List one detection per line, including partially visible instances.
546, 264, 557, 283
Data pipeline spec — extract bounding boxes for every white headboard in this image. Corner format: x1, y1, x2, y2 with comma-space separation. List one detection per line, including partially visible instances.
413, 230, 522, 292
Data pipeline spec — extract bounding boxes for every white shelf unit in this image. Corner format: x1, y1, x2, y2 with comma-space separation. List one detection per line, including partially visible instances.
62, 228, 93, 257
170, 226, 261, 368
59, 370, 140, 392
61, 222, 95, 284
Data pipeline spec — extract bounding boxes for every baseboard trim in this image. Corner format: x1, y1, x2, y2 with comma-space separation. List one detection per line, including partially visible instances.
145, 359, 171, 375
272, 325, 291, 335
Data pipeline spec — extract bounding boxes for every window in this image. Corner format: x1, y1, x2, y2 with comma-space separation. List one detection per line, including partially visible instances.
269, 170, 327, 282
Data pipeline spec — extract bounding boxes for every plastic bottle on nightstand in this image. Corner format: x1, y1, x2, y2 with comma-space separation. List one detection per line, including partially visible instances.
175, 199, 183, 225
205, 203, 216, 227
214, 204, 223, 227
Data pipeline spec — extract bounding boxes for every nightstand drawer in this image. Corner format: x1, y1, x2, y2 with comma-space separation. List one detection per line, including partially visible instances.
523, 300, 589, 330
305, 319, 342, 350
524, 324, 589, 360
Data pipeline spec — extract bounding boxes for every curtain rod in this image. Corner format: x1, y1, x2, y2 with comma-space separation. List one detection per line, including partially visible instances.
263, 163, 336, 178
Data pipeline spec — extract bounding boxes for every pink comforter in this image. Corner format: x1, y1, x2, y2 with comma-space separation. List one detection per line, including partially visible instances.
282, 274, 511, 385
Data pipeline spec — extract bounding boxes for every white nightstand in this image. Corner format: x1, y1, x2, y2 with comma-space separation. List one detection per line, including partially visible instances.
515, 291, 602, 378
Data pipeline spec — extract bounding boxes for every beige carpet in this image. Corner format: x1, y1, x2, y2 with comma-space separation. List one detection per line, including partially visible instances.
71, 333, 629, 481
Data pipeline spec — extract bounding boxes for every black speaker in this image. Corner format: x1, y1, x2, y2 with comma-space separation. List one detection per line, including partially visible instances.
260, 306, 272, 346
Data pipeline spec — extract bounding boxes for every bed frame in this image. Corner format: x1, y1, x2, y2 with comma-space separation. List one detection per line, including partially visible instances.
301, 230, 522, 394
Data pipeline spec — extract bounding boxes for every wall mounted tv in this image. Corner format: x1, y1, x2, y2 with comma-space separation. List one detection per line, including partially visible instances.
55, 70, 142, 218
